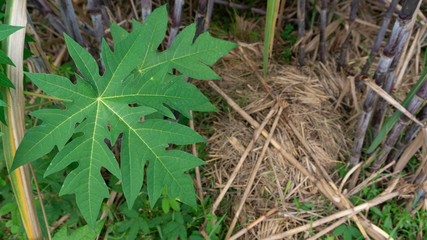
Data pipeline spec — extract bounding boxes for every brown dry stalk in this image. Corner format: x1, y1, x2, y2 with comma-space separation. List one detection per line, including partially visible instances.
190, 111, 204, 203
262, 191, 400, 240
228, 208, 279, 240
394, 130, 424, 173
347, 161, 395, 197
306, 217, 348, 240
225, 107, 284, 239
361, 77, 423, 128
238, 47, 272, 95
208, 81, 389, 239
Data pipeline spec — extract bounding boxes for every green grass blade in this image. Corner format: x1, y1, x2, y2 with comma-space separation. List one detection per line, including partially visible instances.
263, 0, 279, 78
367, 68, 427, 153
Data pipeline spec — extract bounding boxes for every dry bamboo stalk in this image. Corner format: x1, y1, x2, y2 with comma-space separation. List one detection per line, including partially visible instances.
238, 47, 273, 95
350, 0, 421, 166
209, 105, 278, 214
360, 0, 398, 76
306, 217, 348, 240
297, 0, 306, 66
389, 104, 427, 165
394, 129, 423, 173
370, 74, 427, 171
319, 0, 327, 63
96, 181, 121, 240
337, 0, 360, 71
228, 208, 279, 240
339, 162, 363, 193
208, 81, 388, 239
395, 25, 426, 88
347, 161, 395, 197
225, 107, 283, 239
262, 191, 399, 240
190, 111, 204, 203
167, 0, 183, 48
28, 163, 51, 240
141, 0, 152, 23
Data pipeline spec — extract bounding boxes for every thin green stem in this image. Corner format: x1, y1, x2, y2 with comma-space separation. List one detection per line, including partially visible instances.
23, 90, 71, 102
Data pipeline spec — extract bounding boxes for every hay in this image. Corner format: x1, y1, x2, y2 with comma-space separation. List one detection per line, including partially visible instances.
201, 43, 351, 238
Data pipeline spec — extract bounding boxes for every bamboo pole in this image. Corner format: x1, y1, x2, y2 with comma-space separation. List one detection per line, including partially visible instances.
1, 0, 43, 239
337, 0, 360, 71
297, 0, 306, 66
319, 0, 327, 63
370, 73, 427, 171
141, 0, 152, 23
204, 0, 215, 32
194, 0, 207, 41
350, 0, 420, 166
370, 8, 421, 139
360, 0, 398, 76
167, 0, 183, 48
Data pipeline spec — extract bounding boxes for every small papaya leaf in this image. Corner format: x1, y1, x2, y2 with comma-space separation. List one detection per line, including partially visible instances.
12, 5, 237, 228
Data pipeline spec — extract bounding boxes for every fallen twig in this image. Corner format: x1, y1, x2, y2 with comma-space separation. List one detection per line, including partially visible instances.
225, 107, 283, 239
262, 191, 399, 239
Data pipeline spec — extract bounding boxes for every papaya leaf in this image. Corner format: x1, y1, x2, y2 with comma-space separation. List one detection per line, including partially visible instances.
11, 5, 237, 227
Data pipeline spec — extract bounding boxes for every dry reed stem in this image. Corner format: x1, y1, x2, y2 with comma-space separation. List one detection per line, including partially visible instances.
339, 162, 363, 192
50, 215, 69, 232
348, 148, 380, 190
208, 81, 392, 239
395, 26, 426, 88
262, 191, 399, 240
190, 111, 204, 203
306, 217, 348, 240
225, 107, 283, 239
96, 180, 121, 240
209, 104, 279, 215
361, 76, 424, 127
29, 163, 51, 240
229, 208, 279, 240
397, 137, 425, 174
347, 161, 395, 197
238, 46, 272, 95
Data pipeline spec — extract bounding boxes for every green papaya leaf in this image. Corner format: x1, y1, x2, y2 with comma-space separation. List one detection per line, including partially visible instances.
11, 5, 237, 228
